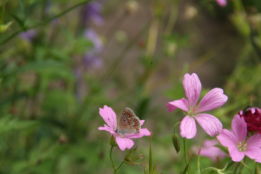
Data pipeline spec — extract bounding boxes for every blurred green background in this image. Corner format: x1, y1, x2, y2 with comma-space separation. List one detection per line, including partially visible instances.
1, 0, 261, 173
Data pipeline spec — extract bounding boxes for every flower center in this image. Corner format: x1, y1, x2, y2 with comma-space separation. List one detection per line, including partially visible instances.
237, 142, 247, 152
188, 106, 197, 116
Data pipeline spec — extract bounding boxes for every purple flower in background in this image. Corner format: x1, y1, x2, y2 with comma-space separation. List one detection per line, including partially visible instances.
216, 0, 227, 7
83, 29, 104, 69
81, 2, 104, 26
45, 1, 59, 24
19, 29, 36, 41
84, 29, 103, 52
84, 54, 103, 69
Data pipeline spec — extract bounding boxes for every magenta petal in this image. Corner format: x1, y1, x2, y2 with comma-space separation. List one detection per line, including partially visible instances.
140, 120, 145, 126
245, 147, 261, 160
199, 140, 227, 161
99, 105, 117, 131
180, 115, 197, 139
246, 133, 261, 147
195, 113, 223, 137
228, 146, 245, 162
183, 73, 201, 108
217, 129, 237, 148
196, 88, 228, 113
232, 115, 247, 142
115, 137, 134, 151
98, 125, 115, 134
216, 0, 227, 7
167, 98, 188, 112
126, 128, 151, 139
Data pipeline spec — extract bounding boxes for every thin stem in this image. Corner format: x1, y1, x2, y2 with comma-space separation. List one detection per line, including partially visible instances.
115, 161, 124, 170
173, 122, 180, 133
241, 161, 253, 174
234, 163, 241, 174
201, 167, 217, 174
1, 0, 5, 26
183, 138, 190, 174
0, 0, 91, 45
110, 146, 116, 172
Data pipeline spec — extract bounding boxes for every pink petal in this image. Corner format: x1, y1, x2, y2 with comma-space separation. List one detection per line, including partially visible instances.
126, 128, 151, 139
245, 147, 261, 160
246, 133, 261, 147
183, 73, 201, 108
115, 137, 134, 151
216, 0, 227, 7
196, 88, 228, 113
140, 120, 145, 126
166, 98, 188, 112
99, 105, 117, 131
232, 115, 247, 142
228, 146, 245, 162
98, 124, 115, 134
203, 139, 218, 147
217, 129, 237, 148
195, 113, 223, 137
200, 146, 226, 161
180, 115, 197, 139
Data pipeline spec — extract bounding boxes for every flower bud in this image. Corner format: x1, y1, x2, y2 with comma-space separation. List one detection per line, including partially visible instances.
110, 135, 117, 147
238, 106, 261, 134
172, 133, 180, 153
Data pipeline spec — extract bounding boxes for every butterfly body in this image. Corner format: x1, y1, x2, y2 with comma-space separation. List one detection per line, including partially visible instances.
116, 108, 141, 135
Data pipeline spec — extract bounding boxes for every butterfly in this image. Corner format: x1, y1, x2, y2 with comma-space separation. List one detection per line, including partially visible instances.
115, 108, 141, 135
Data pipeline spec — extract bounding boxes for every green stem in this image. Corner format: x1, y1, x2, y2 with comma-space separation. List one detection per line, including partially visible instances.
241, 161, 253, 174
173, 122, 180, 134
183, 138, 191, 174
0, 0, 91, 45
115, 161, 124, 170
1, 0, 5, 26
234, 163, 241, 174
201, 167, 217, 174
110, 146, 116, 174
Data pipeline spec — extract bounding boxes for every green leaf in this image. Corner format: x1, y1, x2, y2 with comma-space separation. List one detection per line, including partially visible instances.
8, 13, 25, 30
2, 60, 65, 77
0, 115, 37, 134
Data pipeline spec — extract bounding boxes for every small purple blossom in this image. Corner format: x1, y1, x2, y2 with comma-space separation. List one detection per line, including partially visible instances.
81, 2, 104, 26
19, 29, 36, 41
83, 29, 103, 70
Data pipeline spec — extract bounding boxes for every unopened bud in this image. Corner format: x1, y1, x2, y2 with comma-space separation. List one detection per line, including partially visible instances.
172, 133, 180, 153
110, 135, 117, 147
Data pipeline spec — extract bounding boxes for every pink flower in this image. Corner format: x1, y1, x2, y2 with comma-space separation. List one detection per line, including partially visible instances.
217, 115, 261, 162
191, 139, 226, 161
166, 73, 228, 139
216, 0, 227, 7
98, 105, 151, 151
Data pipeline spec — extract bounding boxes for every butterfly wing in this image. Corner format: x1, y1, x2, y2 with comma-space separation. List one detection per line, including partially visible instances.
117, 108, 141, 135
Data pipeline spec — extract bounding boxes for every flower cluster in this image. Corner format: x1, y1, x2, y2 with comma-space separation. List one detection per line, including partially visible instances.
238, 107, 261, 133
98, 72, 261, 165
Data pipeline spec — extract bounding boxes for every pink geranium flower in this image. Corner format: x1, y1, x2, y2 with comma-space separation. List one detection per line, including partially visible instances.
167, 73, 228, 139
216, 0, 227, 7
217, 115, 261, 162
98, 105, 150, 151
191, 139, 226, 161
